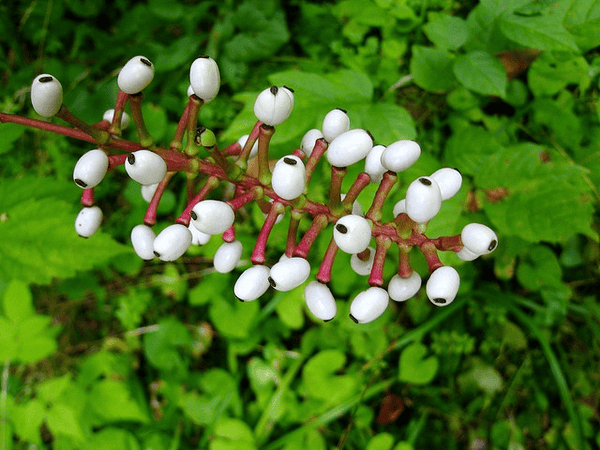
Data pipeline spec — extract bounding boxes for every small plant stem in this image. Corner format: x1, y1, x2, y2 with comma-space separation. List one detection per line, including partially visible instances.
234, 121, 262, 171
81, 188, 95, 207
394, 213, 414, 239
398, 245, 413, 277
1, 112, 99, 145
366, 171, 397, 222
154, 148, 202, 173
144, 172, 175, 226
170, 99, 191, 151
222, 225, 236, 243
128, 93, 154, 148
368, 236, 392, 286
251, 201, 285, 264
285, 212, 302, 257
304, 138, 328, 185
227, 186, 263, 211
420, 242, 443, 273
177, 175, 220, 225
293, 214, 328, 259
329, 166, 347, 215
184, 95, 203, 156
222, 141, 242, 157
257, 124, 275, 186
356, 248, 371, 262
316, 237, 339, 283
108, 153, 129, 169
433, 234, 462, 252
204, 142, 231, 172
56, 105, 110, 144
109, 90, 129, 136
342, 172, 370, 210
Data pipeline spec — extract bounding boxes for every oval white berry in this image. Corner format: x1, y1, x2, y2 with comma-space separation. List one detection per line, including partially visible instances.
426, 266, 460, 306
461, 223, 498, 255
388, 272, 422, 302
350, 247, 375, 276
102, 109, 130, 129
304, 281, 337, 321
300, 129, 324, 157
234, 265, 271, 301
191, 200, 235, 235
152, 224, 192, 261
75, 206, 103, 238
456, 246, 479, 261
322, 108, 350, 143
254, 86, 294, 126
405, 176, 442, 223
73, 149, 109, 189
268, 257, 311, 291
31, 74, 63, 117
117, 56, 154, 94
189, 56, 220, 103
188, 222, 211, 246
380, 140, 421, 173
131, 224, 156, 260
393, 199, 406, 217
349, 287, 389, 324
125, 150, 167, 185
141, 183, 159, 202
213, 240, 243, 273
326, 129, 373, 168
271, 155, 306, 201
333, 215, 372, 254
430, 168, 462, 201
238, 134, 259, 158
364, 145, 387, 183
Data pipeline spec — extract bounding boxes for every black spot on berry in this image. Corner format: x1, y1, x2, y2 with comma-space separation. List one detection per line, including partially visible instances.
365, 130, 374, 143
74, 179, 87, 188
488, 240, 497, 252
323, 318, 333, 322
453, 167, 461, 175
349, 314, 358, 324
190, 211, 198, 221
79, 235, 89, 239
419, 177, 432, 186
198, 54, 209, 59
268, 277, 277, 288
39, 76, 54, 83
237, 297, 245, 302
153, 251, 160, 258
433, 298, 447, 305
335, 107, 347, 114
127, 153, 135, 165
140, 58, 152, 67
283, 85, 294, 93
336, 224, 348, 234
269, 86, 279, 95
283, 157, 297, 165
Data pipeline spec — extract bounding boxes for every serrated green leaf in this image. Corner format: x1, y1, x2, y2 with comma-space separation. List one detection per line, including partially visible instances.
499, 14, 579, 52
423, 14, 470, 50
453, 51, 506, 98
398, 342, 438, 385
528, 52, 590, 97
410, 46, 456, 93
357, 103, 416, 143
444, 125, 503, 175
2, 279, 33, 323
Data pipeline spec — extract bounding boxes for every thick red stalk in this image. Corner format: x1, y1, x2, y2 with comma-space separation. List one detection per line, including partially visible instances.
251, 201, 285, 264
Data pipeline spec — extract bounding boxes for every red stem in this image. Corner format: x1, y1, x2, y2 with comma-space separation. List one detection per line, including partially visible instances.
293, 214, 328, 259
368, 236, 392, 286
251, 201, 285, 264
177, 176, 220, 225
144, 173, 174, 226
81, 188, 95, 207
316, 237, 339, 284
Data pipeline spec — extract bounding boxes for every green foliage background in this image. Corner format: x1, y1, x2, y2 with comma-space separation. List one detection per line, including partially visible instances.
1, 0, 600, 449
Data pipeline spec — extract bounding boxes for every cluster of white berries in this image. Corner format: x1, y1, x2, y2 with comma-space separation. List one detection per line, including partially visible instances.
31, 53, 498, 325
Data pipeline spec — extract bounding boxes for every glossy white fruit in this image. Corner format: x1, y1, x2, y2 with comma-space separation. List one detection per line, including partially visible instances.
461, 223, 498, 255
102, 109, 130, 129
430, 168, 462, 201
388, 272, 422, 302
187, 85, 195, 97
75, 206, 103, 238
188, 222, 211, 245
117, 56, 154, 94
380, 140, 421, 173
271, 155, 306, 201
456, 246, 479, 261
189, 56, 220, 103
364, 145, 387, 183
300, 129, 324, 157
349, 287, 389, 324
73, 149, 109, 189
333, 215, 372, 254
350, 247, 375, 276
191, 200, 235, 235
393, 199, 406, 216
268, 257, 311, 291
234, 265, 271, 301
131, 224, 156, 260
322, 108, 350, 142
304, 281, 337, 321
426, 266, 460, 306
237, 134, 259, 158
405, 176, 442, 223
152, 224, 192, 261
326, 129, 373, 168
31, 74, 63, 117
213, 240, 243, 273
254, 86, 294, 126
125, 150, 167, 185
141, 183, 159, 202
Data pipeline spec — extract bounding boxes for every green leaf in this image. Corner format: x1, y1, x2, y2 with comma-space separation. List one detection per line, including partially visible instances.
209, 295, 259, 339
11, 400, 45, 444
528, 52, 590, 97
87, 428, 140, 450
444, 125, 503, 175
2, 279, 33, 323
302, 350, 358, 403
453, 51, 507, 98
211, 418, 257, 450
143, 317, 192, 373
46, 403, 85, 441
0, 123, 26, 155
499, 14, 579, 52
366, 432, 395, 450
141, 103, 168, 142
148, 0, 184, 20
37, 374, 72, 403
153, 36, 200, 72
357, 103, 417, 143
423, 14, 470, 50
88, 379, 149, 423
275, 290, 305, 330
179, 392, 222, 426
410, 46, 456, 93
398, 342, 439, 385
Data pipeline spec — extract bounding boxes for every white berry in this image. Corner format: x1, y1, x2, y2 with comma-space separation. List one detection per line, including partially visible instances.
272, 155, 306, 201
333, 215, 372, 254
380, 140, 421, 173
213, 240, 243, 273
388, 272, 422, 302
300, 129, 324, 157
125, 150, 167, 185
426, 266, 460, 306
461, 223, 498, 255
326, 129, 373, 168
152, 224, 192, 261
322, 108, 350, 142
189, 56, 220, 103
349, 287, 389, 324
73, 149, 109, 189
191, 200, 235, 235
254, 86, 294, 126
131, 224, 156, 260
103, 109, 130, 129
268, 257, 311, 291
188, 222, 211, 246
393, 199, 406, 217
141, 183, 159, 202
456, 246, 479, 261
117, 56, 154, 94
304, 281, 337, 321
350, 247, 375, 276
430, 168, 462, 201
75, 206, 103, 238
234, 265, 271, 301
405, 176, 442, 223
31, 74, 63, 117
364, 145, 387, 183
